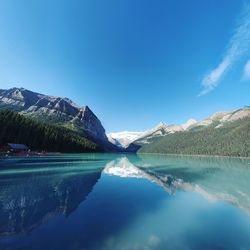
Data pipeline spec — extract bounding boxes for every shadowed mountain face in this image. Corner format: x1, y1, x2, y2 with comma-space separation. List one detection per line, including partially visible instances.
0, 88, 107, 142
0, 156, 105, 236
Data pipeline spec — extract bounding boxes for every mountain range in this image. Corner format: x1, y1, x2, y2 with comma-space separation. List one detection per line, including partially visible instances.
108, 119, 198, 148
108, 106, 250, 156
0, 87, 250, 156
108, 108, 250, 147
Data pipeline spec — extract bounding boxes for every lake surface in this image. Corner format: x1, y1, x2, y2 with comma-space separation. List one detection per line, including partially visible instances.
0, 153, 250, 250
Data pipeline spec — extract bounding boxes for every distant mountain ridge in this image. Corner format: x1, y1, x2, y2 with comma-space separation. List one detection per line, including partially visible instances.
107, 131, 143, 148
108, 107, 250, 154
133, 108, 250, 157
0, 87, 108, 144
108, 119, 203, 149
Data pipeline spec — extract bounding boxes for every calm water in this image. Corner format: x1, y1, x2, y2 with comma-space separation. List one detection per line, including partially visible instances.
0, 154, 250, 250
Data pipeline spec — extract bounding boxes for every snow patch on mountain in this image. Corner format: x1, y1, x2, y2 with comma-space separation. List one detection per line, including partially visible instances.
107, 131, 143, 148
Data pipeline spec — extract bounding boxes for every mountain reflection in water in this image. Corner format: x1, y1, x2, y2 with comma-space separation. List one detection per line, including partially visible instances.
134, 154, 250, 215
0, 154, 250, 250
0, 155, 107, 236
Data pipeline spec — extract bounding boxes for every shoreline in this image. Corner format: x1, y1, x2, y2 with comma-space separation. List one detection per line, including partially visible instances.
136, 152, 250, 160
1, 151, 250, 160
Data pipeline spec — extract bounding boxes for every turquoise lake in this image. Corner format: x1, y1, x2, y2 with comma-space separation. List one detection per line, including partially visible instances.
0, 153, 250, 250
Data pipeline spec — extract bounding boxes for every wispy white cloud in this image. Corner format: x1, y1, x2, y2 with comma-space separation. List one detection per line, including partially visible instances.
199, 2, 250, 96
242, 60, 250, 80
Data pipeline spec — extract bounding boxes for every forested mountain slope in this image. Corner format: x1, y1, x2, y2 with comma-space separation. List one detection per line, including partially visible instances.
138, 116, 250, 157
0, 110, 101, 153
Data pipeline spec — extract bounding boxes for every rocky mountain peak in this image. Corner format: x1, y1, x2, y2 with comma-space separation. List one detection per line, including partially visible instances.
0, 87, 108, 143
0, 87, 42, 110
182, 118, 197, 130
83, 105, 95, 115
155, 121, 168, 129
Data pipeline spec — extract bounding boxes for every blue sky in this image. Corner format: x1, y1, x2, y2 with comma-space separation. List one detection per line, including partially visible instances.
0, 0, 250, 132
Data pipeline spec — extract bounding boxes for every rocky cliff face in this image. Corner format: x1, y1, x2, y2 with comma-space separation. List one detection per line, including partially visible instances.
0, 87, 108, 142
198, 107, 250, 128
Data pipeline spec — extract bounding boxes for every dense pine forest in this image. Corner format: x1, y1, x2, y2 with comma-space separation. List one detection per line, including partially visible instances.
0, 110, 102, 153
138, 117, 250, 157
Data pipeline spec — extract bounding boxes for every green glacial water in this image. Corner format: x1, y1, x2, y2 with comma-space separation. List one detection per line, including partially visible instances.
0, 153, 250, 250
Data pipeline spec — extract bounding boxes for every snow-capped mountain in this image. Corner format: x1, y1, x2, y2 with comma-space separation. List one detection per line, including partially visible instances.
107, 122, 180, 149
108, 119, 199, 148
107, 131, 143, 148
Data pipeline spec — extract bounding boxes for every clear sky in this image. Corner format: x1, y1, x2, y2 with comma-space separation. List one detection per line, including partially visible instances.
0, 0, 250, 132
